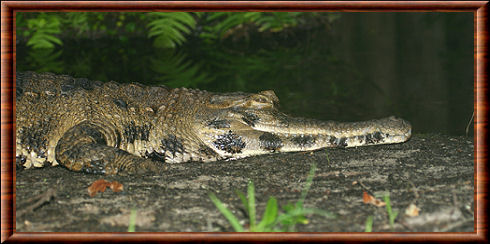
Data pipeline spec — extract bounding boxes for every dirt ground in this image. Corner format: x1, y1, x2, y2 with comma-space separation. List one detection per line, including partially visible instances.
15, 134, 474, 232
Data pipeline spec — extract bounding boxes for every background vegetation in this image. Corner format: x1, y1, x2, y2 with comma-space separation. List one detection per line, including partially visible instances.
16, 12, 473, 135
16, 12, 341, 90
16, 12, 354, 119
17, 12, 338, 49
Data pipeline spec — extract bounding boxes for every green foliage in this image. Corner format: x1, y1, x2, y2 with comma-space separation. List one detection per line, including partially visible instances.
17, 12, 143, 50
255, 12, 303, 32
199, 12, 305, 42
199, 12, 258, 41
274, 163, 322, 231
146, 12, 197, 48
209, 163, 335, 232
17, 12, 340, 49
64, 12, 90, 35
24, 13, 63, 49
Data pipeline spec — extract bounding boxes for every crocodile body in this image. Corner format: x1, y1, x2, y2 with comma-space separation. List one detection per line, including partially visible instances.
16, 72, 412, 175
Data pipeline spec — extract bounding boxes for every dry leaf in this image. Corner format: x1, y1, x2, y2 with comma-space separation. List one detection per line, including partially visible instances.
363, 191, 386, 207
110, 181, 124, 192
88, 179, 111, 197
88, 179, 123, 197
405, 203, 420, 217
362, 191, 371, 203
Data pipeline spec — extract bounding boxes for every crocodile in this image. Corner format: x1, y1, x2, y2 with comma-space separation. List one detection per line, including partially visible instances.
16, 72, 412, 175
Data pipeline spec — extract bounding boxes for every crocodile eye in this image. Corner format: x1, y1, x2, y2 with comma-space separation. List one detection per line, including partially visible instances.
245, 94, 274, 109
255, 97, 268, 103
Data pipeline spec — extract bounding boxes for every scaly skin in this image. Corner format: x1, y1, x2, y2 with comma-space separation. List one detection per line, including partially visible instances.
16, 72, 411, 175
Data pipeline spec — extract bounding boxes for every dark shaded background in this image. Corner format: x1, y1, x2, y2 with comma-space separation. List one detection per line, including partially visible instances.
17, 12, 473, 135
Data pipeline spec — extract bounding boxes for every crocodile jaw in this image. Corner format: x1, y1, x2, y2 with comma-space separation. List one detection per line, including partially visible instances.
197, 114, 412, 160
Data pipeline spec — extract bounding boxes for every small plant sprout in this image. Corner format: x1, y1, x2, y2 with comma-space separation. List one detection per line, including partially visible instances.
383, 193, 399, 230
209, 163, 334, 232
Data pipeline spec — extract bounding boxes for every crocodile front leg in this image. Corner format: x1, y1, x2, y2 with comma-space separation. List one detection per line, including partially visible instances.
55, 121, 167, 175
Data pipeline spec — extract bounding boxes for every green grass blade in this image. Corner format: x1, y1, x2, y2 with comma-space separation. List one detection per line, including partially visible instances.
236, 190, 249, 215
383, 194, 398, 229
297, 163, 317, 208
276, 207, 334, 225
247, 180, 256, 231
365, 215, 373, 232
257, 197, 278, 230
209, 192, 244, 232
128, 208, 137, 232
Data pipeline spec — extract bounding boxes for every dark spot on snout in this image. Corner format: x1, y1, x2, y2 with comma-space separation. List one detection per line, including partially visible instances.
365, 134, 373, 144
338, 137, 347, 147
329, 136, 337, 146
259, 132, 283, 152
292, 135, 316, 148
328, 136, 347, 147
241, 112, 260, 127
276, 113, 290, 127
207, 119, 231, 129
357, 135, 365, 144
365, 131, 384, 144
213, 130, 246, 154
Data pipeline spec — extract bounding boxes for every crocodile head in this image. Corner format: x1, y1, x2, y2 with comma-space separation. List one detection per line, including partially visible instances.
193, 90, 412, 160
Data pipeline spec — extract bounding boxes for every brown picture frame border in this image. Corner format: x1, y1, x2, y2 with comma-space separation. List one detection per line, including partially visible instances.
1, 1, 488, 242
